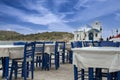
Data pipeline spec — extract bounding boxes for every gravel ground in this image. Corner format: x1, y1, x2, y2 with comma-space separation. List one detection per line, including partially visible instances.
0, 63, 74, 80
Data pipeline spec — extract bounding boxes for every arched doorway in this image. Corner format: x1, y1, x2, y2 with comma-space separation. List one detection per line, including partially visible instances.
89, 32, 93, 40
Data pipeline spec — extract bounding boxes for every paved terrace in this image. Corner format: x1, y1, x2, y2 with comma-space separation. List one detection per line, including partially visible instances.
0, 63, 74, 80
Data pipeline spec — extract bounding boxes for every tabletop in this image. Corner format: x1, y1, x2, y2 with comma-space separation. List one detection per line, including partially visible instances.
72, 47, 120, 72
0, 45, 24, 58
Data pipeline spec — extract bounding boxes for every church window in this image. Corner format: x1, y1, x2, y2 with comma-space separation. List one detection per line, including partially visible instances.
95, 33, 98, 37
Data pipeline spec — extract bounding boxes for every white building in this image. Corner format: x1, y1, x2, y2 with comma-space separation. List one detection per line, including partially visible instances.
74, 21, 102, 41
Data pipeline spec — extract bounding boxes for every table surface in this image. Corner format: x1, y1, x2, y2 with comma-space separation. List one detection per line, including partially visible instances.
0, 45, 24, 48
0, 45, 24, 57
72, 47, 120, 72
72, 47, 120, 52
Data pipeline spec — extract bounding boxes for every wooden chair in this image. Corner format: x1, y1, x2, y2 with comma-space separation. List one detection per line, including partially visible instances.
9, 42, 35, 80
34, 41, 44, 68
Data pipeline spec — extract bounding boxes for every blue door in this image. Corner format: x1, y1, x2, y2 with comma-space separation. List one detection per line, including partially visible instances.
89, 32, 93, 40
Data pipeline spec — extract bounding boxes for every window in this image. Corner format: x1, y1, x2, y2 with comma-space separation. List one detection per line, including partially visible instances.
95, 33, 98, 37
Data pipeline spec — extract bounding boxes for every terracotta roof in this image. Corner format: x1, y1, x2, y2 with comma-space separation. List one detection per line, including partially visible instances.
115, 34, 120, 38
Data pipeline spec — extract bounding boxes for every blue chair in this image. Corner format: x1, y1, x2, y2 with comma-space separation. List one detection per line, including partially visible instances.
13, 42, 26, 45
57, 41, 66, 64
71, 41, 86, 80
99, 41, 117, 47
83, 41, 101, 47
9, 42, 35, 80
70, 41, 83, 64
34, 42, 44, 68
43, 41, 59, 70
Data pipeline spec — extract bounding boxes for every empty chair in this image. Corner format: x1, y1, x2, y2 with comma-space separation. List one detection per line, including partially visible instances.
57, 42, 66, 64
71, 41, 83, 48
83, 41, 100, 47
34, 41, 44, 68
13, 42, 26, 45
44, 41, 59, 70
69, 41, 83, 64
99, 41, 118, 47
9, 42, 35, 80
69, 41, 84, 80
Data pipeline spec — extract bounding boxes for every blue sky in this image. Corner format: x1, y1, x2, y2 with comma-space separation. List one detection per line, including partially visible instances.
0, 0, 120, 39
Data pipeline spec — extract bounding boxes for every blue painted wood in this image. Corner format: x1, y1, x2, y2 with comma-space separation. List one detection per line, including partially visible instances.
74, 65, 78, 80
95, 68, 102, 80
13, 42, 26, 45
55, 42, 59, 69
9, 42, 35, 80
56, 41, 65, 64
69, 50, 73, 64
4, 57, 9, 80
1, 57, 5, 78
88, 68, 94, 80
107, 73, 111, 80
71, 41, 82, 48
117, 71, 120, 80
81, 69, 84, 80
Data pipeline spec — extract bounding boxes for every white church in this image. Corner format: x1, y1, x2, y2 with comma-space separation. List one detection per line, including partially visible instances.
74, 21, 102, 41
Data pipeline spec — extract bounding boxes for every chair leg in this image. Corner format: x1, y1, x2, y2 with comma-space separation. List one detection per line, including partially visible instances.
95, 68, 102, 80
62, 52, 65, 64
21, 62, 24, 77
50, 55, 51, 68
42, 54, 45, 70
14, 62, 18, 80
9, 60, 15, 80
55, 52, 59, 70
81, 69, 84, 80
1, 57, 5, 78
74, 65, 78, 80
27, 62, 29, 78
107, 73, 112, 80
88, 67, 94, 80
117, 71, 120, 80
36, 56, 38, 67
23, 62, 27, 80
31, 61, 34, 79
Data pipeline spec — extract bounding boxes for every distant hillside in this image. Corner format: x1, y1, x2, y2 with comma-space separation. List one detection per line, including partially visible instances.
0, 30, 22, 40
0, 31, 74, 41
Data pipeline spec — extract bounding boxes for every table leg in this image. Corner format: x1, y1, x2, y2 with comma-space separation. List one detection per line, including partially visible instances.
4, 57, 9, 80
107, 73, 111, 80
117, 71, 120, 80
74, 65, 78, 80
81, 69, 84, 80
95, 68, 102, 80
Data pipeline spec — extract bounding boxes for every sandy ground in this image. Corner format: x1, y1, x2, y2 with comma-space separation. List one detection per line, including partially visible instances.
0, 63, 74, 80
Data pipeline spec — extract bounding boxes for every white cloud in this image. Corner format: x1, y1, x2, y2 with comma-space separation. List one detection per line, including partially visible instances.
48, 22, 75, 33
115, 12, 120, 21
0, 0, 72, 31
53, 0, 69, 7
74, 0, 90, 10
23, 13, 61, 25
73, 0, 120, 21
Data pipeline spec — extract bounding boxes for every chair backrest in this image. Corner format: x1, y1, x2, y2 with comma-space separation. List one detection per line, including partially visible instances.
57, 41, 65, 53
100, 41, 119, 47
13, 42, 26, 45
44, 41, 56, 53
35, 41, 45, 54
23, 42, 35, 62
71, 41, 82, 48
83, 41, 100, 47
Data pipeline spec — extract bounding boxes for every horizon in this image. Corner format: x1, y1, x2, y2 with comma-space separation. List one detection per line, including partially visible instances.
0, 0, 120, 39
